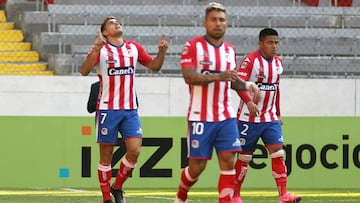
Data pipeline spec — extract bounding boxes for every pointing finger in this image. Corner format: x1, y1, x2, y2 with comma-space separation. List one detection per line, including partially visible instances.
159, 33, 166, 41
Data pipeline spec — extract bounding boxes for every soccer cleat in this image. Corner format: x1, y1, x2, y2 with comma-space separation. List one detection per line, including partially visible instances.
231, 196, 243, 203
111, 187, 126, 203
174, 197, 187, 203
278, 192, 302, 203
104, 200, 113, 203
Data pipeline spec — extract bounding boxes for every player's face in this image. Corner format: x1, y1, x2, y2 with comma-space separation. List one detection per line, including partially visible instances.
104, 19, 123, 38
259, 35, 279, 59
203, 10, 227, 40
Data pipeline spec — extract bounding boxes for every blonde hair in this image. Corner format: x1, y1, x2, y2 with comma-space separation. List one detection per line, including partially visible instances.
205, 2, 226, 17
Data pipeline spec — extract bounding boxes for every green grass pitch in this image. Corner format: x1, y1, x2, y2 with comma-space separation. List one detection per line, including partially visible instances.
0, 188, 359, 202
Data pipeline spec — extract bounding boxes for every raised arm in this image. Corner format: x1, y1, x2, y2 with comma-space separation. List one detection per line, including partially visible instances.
146, 34, 169, 71
80, 34, 106, 76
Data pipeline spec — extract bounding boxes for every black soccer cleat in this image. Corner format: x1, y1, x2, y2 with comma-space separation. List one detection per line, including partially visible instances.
111, 187, 126, 203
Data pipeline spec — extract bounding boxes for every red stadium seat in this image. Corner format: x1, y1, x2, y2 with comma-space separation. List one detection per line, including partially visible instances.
305, 0, 319, 6
26, 0, 54, 5
332, 0, 352, 6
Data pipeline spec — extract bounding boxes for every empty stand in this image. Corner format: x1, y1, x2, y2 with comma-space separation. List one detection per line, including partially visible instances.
0, 9, 52, 76
9, 0, 360, 77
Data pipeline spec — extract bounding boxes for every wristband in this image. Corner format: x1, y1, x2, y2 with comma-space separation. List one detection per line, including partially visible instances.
245, 81, 256, 90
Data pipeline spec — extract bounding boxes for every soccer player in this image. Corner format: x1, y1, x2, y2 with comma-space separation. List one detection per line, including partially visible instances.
233, 28, 302, 203
80, 16, 168, 203
174, 2, 260, 203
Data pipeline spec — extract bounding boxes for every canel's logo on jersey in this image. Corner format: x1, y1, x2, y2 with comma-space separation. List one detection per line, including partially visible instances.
258, 83, 278, 91
108, 66, 135, 76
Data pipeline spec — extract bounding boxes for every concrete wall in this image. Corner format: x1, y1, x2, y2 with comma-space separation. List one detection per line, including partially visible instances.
0, 76, 358, 116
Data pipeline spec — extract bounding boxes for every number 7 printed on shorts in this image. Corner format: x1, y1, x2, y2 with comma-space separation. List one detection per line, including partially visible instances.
100, 112, 107, 124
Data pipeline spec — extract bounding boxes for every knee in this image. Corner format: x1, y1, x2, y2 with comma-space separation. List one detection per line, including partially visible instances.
126, 147, 141, 162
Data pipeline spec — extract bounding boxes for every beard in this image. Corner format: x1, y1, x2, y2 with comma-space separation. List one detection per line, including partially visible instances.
208, 31, 225, 40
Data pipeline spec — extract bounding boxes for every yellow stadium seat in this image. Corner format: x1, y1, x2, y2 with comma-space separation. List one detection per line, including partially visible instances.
0, 10, 52, 75
0, 63, 47, 71
0, 30, 24, 42
0, 70, 54, 76
0, 22, 14, 30
0, 51, 39, 62
0, 10, 6, 23
0, 42, 31, 51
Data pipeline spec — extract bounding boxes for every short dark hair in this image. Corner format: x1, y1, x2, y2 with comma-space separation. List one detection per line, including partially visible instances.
205, 2, 226, 17
101, 16, 116, 32
259, 28, 278, 41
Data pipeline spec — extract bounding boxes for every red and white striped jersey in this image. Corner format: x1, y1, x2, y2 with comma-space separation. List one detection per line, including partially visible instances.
90, 40, 152, 110
181, 36, 237, 122
237, 50, 283, 123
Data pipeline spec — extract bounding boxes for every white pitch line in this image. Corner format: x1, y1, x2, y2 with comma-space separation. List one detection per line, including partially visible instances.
60, 188, 101, 194
144, 196, 176, 200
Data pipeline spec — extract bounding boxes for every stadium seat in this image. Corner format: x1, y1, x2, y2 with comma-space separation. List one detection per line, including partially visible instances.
10, 0, 360, 77
0, 8, 52, 76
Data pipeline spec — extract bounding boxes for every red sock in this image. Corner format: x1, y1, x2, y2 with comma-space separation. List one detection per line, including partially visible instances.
112, 156, 136, 189
176, 167, 198, 201
234, 157, 249, 197
218, 170, 236, 203
98, 163, 112, 202
271, 152, 287, 196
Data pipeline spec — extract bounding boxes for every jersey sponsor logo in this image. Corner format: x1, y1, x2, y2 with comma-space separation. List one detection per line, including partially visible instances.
199, 61, 213, 65
201, 69, 220, 75
108, 66, 135, 76
105, 60, 117, 64
258, 83, 278, 91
